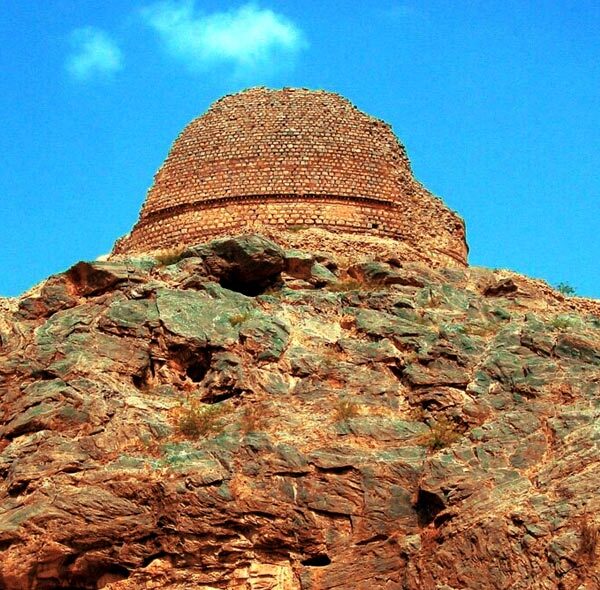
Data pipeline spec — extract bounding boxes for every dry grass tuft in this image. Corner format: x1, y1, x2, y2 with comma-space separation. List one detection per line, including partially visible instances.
327, 279, 363, 292
240, 404, 267, 434
176, 397, 231, 438
420, 417, 463, 450
334, 398, 361, 423
153, 246, 189, 267
228, 312, 252, 326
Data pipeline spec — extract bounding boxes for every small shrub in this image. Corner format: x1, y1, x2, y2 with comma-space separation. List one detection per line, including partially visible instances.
421, 417, 463, 450
555, 484, 575, 500
262, 284, 285, 298
464, 321, 498, 337
228, 311, 252, 327
580, 515, 599, 560
422, 291, 443, 308
339, 314, 356, 330
177, 398, 230, 438
334, 398, 361, 422
137, 432, 162, 457
401, 350, 419, 365
549, 382, 574, 400
240, 404, 266, 434
556, 282, 576, 296
327, 279, 363, 293
153, 246, 188, 267
549, 314, 580, 331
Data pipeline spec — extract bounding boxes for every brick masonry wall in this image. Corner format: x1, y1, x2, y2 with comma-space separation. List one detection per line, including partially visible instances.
113, 87, 468, 265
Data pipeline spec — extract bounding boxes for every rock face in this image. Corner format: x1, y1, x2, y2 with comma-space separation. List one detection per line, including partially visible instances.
0, 234, 599, 589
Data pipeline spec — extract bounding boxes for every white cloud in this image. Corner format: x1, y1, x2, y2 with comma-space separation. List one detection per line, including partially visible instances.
66, 27, 123, 81
141, 1, 306, 76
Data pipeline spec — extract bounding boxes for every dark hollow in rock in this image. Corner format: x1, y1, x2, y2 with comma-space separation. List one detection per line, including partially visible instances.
87, 563, 130, 590
219, 274, 279, 297
202, 235, 285, 296
186, 358, 211, 382
57, 561, 130, 590
301, 554, 332, 567
483, 278, 519, 297
415, 489, 446, 527
169, 344, 212, 384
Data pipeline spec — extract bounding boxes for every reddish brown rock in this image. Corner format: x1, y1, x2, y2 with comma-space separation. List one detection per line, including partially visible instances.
1, 235, 599, 589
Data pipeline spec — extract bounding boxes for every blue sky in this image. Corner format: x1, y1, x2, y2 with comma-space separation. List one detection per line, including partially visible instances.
1, 1, 599, 298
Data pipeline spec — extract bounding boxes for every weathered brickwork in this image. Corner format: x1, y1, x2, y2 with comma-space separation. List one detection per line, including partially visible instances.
113, 87, 468, 264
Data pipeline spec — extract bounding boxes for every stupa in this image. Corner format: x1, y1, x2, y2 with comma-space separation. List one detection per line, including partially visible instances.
113, 87, 468, 265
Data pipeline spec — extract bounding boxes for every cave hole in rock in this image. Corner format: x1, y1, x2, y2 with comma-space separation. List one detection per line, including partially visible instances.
389, 364, 406, 380
415, 489, 446, 527
7, 480, 29, 497
132, 364, 154, 390
204, 390, 242, 404
186, 359, 210, 382
218, 272, 280, 297
169, 344, 212, 383
31, 369, 59, 381
301, 554, 332, 567
65, 563, 130, 590
316, 465, 354, 475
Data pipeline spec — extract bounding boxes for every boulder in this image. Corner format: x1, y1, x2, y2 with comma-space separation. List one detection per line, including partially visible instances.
188, 235, 285, 295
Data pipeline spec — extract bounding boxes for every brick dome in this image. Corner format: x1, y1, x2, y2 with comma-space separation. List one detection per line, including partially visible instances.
114, 87, 467, 265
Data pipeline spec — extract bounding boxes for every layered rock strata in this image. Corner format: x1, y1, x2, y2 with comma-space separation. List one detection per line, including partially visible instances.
0, 234, 599, 589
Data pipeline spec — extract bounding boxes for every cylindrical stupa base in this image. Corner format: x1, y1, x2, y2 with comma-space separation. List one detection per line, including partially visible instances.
113, 87, 468, 264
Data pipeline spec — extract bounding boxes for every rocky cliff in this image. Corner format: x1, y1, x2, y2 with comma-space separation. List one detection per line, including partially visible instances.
0, 234, 599, 589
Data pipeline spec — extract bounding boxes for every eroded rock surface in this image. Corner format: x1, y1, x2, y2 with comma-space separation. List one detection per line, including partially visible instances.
0, 235, 599, 589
